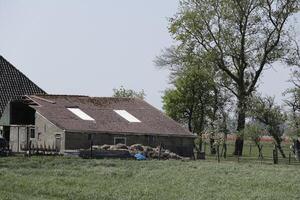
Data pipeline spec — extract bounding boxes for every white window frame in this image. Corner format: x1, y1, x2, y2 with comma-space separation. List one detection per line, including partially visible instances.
114, 137, 127, 145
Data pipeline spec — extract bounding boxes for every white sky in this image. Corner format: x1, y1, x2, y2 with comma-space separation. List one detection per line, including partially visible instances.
0, 0, 298, 109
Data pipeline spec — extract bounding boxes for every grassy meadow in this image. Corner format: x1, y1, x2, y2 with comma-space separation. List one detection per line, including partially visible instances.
0, 156, 299, 200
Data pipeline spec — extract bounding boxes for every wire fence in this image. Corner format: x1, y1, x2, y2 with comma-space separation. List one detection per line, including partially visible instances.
198, 141, 300, 165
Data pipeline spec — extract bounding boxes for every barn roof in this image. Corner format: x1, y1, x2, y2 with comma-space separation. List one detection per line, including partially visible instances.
25, 95, 194, 137
0, 56, 45, 118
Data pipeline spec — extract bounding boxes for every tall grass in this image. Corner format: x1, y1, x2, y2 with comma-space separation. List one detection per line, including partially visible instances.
0, 156, 299, 200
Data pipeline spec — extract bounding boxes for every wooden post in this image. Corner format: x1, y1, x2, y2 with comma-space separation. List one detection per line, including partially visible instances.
259, 145, 263, 164
217, 144, 220, 163
273, 145, 278, 164
158, 143, 162, 160
249, 144, 252, 156
28, 140, 32, 157
223, 143, 227, 159
289, 152, 291, 165
88, 134, 93, 159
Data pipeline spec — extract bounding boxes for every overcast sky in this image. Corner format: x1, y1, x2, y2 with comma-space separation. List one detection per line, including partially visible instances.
0, 0, 298, 109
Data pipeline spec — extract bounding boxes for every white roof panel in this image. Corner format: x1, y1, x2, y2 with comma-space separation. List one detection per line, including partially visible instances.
114, 110, 141, 123
67, 108, 95, 121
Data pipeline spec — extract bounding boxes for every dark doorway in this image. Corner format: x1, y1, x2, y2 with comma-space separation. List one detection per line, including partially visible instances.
3, 126, 10, 142
10, 101, 35, 125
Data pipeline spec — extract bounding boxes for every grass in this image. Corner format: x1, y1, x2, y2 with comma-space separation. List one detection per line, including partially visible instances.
0, 156, 299, 200
203, 141, 299, 165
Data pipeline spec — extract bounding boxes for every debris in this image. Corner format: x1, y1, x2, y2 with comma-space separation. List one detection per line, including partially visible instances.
134, 153, 146, 160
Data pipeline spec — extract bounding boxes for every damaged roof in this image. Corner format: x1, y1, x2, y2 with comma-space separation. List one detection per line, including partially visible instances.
26, 95, 194, 137
0, 56, 45, 117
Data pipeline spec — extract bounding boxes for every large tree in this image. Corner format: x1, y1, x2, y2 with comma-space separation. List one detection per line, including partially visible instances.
157, 0, 299, 155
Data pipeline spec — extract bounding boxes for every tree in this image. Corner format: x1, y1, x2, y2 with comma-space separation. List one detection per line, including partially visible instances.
162, 56, 232, 154
285, 88, 300, 131
250, 95, 287, 158
242, 123, 265, 158
163, 65, 215, 134
113, 86, 146, 99
157, 0, 299, 155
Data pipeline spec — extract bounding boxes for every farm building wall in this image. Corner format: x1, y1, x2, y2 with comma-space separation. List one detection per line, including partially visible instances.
0, 104, 10, 126
34, 112, 65, 153
9, 126, 28, 152
65, 132, 195, 157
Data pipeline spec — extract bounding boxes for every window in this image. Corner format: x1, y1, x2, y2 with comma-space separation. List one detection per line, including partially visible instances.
67, 108, 95, 121
30, 128, 35, 139
114, 137, 126, 145
114, 110, 141, 123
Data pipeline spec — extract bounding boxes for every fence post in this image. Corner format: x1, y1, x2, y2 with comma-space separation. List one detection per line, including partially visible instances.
28, 140, 32, 157
89, 134, 93, 159
273, 145, 278, 164
249, 144, 252, 157
217, 144, 220, 163
289, 152, 291, 165
223, 143, 227, 159
158, 143, 162, 160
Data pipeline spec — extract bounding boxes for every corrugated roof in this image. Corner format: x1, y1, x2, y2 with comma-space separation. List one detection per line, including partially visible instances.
0, 56, 45, 117
27, 95, 194, 137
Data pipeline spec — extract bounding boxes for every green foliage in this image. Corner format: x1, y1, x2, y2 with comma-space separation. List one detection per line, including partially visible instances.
113, 86, 145, 99
249, 95, 286, 137
249, 95, 287, 157
158, 0, 299, 133
162, 64, 226, 134
242, 123, 265, 144
284, 88, 300, 138
0, 157, 300, 200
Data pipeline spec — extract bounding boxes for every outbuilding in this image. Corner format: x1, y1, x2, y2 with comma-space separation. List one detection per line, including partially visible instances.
2, 95, 196, 157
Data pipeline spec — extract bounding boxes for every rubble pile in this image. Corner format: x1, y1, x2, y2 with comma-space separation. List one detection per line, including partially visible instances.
92, 144, 183, 160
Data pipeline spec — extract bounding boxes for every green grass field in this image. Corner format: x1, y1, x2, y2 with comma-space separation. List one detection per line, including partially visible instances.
0, 156, 299, 200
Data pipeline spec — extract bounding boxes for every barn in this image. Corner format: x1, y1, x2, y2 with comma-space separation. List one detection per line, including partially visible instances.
0, 56, 45, 141
3, 95, 196, 157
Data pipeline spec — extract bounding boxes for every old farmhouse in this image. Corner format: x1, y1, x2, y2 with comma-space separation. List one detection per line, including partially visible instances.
0, 56, 195, 157
2, 95, 196, 157
0, 56, 45, 141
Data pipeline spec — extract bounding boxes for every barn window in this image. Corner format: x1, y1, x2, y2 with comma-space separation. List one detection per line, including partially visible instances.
114, 110, 141, 123
114, 137, 126, 145
29, 127, 35, 139
67, 108, 95, 121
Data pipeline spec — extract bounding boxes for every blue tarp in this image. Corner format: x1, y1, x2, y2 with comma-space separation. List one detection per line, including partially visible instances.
134, 153, 146, 160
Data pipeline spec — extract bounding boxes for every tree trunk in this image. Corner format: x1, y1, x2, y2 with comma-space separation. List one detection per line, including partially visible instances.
277, 144, 286, 159
210, 138, 216, 155
233, 95, 246, 156
273, 136, 286, 158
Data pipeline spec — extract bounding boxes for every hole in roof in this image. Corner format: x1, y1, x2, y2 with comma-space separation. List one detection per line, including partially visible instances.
114, 110, 141, 123
67, 108, 95, 121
